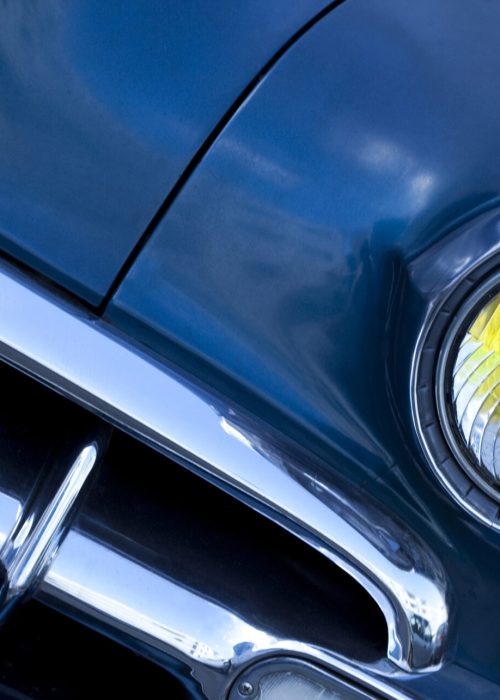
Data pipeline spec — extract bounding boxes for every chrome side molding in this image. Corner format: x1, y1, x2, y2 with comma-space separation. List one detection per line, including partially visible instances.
0, 262, 451, 673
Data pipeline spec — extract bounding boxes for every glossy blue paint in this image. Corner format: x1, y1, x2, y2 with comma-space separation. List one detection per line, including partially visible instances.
108, 0, 500, 477
107, 0, 500, 685
0, 0, 329, 304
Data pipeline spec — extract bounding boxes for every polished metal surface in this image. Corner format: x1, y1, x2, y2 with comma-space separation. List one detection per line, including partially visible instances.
0, 443, 99, 616
0, 474, 494, 700
39, 529, 410, 700
0, 419, 411, 700
0, 261, 450, 673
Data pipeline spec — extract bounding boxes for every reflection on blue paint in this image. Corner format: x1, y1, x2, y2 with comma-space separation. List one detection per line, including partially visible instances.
0, 0, 328, 303
108, 0, 500, 685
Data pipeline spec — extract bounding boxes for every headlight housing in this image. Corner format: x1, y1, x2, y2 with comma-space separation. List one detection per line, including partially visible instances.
437, 277, 500, 505
444, 290, 500, 490
414, 263, 500, 528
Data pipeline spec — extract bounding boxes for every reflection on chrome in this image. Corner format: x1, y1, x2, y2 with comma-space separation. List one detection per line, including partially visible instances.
0, 492, 22, 551
220, 419, 450, 672
0, 443, 98, 615
43, 531, 277, 669
0, 261, 450, 672
39, 530, 410, 700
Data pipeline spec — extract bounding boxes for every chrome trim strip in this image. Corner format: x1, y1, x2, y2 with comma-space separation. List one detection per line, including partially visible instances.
39, 529, 411, 700
0, 262, 450, 673
0, 444, 98, 615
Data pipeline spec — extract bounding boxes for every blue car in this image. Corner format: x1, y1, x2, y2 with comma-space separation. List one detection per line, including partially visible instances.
0, 1, 498, 698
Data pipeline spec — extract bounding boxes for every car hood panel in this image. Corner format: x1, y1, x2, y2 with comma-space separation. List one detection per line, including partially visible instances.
0, 0, 328, 304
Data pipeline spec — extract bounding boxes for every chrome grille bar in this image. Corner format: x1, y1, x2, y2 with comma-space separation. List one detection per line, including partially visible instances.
0, 444, 98, 615
38, 527, 410, 700
0, 261, 450, 674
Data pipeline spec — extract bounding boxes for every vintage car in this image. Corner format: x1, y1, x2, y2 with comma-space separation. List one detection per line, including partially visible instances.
0, 1, 498, 698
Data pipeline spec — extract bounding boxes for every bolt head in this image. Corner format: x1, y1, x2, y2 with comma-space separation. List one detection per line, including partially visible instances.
239, 681, 254, 696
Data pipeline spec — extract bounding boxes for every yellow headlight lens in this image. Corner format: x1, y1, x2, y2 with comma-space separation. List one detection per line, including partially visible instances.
452, 292, 500, 482
469, 293, 500, 353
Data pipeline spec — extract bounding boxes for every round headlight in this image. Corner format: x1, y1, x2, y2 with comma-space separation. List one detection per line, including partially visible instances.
445, 290, 500, 489
434, 272, 500, 517
413, 263, 500, 528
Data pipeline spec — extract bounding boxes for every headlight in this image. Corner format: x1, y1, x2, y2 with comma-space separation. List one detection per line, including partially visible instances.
413, 263, 500, 528
449, 291, 500, 485
431, 271, 500, 519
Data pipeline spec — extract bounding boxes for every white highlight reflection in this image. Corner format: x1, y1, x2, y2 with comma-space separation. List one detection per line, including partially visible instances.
44, 531, 276, 668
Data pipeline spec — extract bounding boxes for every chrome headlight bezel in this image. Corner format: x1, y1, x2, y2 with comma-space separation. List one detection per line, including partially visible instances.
412, 253, 500, 529
436, 275, 500, 503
